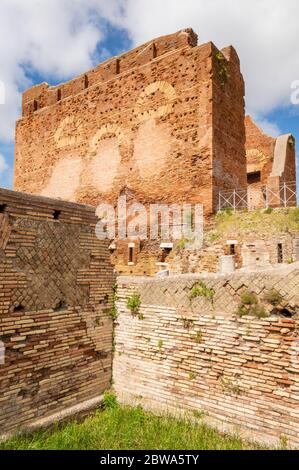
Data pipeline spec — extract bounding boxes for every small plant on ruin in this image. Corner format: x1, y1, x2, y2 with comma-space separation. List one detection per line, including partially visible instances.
264, 207, 273, 214
127, 293, 141, 317
107, 284, 119, 321
112, 283, 118, 292
264, 289, 283, 306
237, 291, 268, 319
107, 306, 118, 321
237, 304, 267, 319
279, 435, 289, 450
158, 339, 164, 351
236, 305, 250, 318
176, 238, 187, 250
215, 52, 229, 89
102, 391, 118, 410
220, 377, 241, 396
189, 372, 197, 381
182, 317, 194, 329
195, 330, 203, 343
287, 258, 294, 264
245, 324, 252, 336
240, 291, 258, 306
189, 281, 215, 302
250, 305, 267, 319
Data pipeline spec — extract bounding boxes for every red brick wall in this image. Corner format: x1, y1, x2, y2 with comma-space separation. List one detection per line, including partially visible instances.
15, 29, 246, 219
114, 272, 299, 447
245, 115, 275, 187
212, 46, 246, 202
0, 189, 114, 436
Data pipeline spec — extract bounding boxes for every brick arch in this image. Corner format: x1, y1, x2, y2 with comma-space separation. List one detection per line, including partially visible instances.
54, 116, 83, 149
246, 148, 268, 174
87, 124, 124, 193
90, 123, 125, 150
134, 81, 177, 122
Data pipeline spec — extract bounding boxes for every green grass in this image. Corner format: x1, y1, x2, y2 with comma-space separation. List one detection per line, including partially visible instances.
205, 208, 299, 245
0, 404, 265, 451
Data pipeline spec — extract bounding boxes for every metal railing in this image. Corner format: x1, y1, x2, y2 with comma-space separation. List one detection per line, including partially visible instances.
218, 182, 297, 212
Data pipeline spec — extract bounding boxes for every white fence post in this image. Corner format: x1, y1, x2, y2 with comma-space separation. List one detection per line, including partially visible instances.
217, 182, 296, 213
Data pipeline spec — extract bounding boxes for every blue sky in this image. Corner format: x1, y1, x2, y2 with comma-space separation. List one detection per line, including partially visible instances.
0, 22, 132, 189
0, 0, 298, 190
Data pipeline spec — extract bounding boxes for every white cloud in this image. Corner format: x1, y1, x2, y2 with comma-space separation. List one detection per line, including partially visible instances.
255, 119, 281, 138
0, 0, 121, 142
112, 0, 299, 116
0, 0, 298, 146
0, 153, 8, 174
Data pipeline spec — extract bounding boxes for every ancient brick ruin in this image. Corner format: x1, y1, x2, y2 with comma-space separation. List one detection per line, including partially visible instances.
15, 28, 246, 215
0, 189, 114, 435
245, 116, 296, 209
13, 28, 297, 276
115, 268, 299, 447
0, 28, 298, 445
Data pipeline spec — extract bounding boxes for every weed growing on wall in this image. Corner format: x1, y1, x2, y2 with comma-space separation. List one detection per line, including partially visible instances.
107, 284, 119, 321
240, 291, 258, 306
195, 330, 203, 344
182, 317, 194, 329
220, 377, 241, 396
127, 293, 142, 319
189, 281, 215, 301
216, 52, 229, 89
102, 391, 118, 410
237, 290, 267, 318
264, 289, 283, 306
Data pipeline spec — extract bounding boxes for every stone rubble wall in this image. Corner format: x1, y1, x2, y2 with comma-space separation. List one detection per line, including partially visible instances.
114, 266, 299, 447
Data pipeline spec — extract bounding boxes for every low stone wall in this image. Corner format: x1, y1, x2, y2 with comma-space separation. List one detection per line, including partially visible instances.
0, 189, 114, 437
114, 266, 299, 447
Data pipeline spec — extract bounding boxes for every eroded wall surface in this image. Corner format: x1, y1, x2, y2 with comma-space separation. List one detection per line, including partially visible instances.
0, 189, 114, 436
245, 116, 276, 186
114, 268, 299, 447
245, 116, 297, 208
15, 29, 246, 216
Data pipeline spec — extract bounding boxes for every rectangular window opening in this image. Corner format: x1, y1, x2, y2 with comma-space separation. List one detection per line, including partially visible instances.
277, 243, 283, 264
53, 210, 61, 220
230, 244, 236, 256
0, 203, 7, 213
116, 59, 120, 75
161, 248, 172, 263
247, 171, 261, 185
129, 246, 134, 264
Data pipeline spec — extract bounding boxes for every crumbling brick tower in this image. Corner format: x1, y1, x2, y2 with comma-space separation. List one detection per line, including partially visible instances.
14, 28, 246, 217
245, 116, 297, 208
